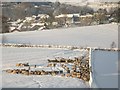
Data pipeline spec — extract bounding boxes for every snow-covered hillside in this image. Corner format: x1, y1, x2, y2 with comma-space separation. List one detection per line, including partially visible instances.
0, 24, 118, 48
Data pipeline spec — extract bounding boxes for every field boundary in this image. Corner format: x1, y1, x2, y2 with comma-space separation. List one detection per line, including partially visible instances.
0, 43, 120, 51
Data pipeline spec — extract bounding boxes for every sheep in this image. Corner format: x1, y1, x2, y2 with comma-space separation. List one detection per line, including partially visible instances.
47, 63, 56, 67
34, 71, 38, 75
16, 63, 22, 67
23, 71, 29, 75
29, 71, 34, 75
6, 69, 13, 73
66, 73, 71, 77
41, 70, 46, 75
51, 72, 56, 76
21, 70, 29, 74
61, 74, 65, 77
20, 69, 29, 75
37, 71, 41, 75
16, 63, 29, 67
12, 69, 19, 74
82, 75, 89, 81
47, 63, 52, 67
76, 73, 81, 78
72, 74, 76, 78
23, 63, 29, 67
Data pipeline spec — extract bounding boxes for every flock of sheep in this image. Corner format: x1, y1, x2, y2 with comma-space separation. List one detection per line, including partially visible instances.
5, 56, 90, 82
2, 43, 119, 83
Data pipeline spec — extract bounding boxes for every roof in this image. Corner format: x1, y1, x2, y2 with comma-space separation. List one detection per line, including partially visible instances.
10, 29, 21, 32
55, 14, 80, 18
80, 14, 93, 18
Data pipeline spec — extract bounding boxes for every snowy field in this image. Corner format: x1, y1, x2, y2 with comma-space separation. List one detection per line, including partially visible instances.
2, 47, 89, 88
2, 47, 119, 88
0, 24, 118, 48
1, 24, 119, 88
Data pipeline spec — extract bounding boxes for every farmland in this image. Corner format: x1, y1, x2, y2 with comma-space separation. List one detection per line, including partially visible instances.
1, 24, 119, 88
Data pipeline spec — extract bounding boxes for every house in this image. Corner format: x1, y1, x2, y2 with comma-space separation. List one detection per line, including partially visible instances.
55, 14, 80, 25
37, 14, 49, 19
80, 14, 93, 20
80, 14, 93, 25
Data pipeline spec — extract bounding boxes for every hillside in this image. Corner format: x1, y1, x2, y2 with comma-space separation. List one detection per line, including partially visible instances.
2, 2, 94, 21
1, 24, 118, 48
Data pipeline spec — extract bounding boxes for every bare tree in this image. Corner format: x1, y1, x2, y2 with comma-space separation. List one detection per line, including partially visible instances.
1, 15, 9, 33
110, 41, 116, 48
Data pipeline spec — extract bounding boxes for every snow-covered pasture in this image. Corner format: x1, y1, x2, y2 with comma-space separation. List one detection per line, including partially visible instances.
0, 24, 118, 48
1, 24, 119, 88
2, 46, 119, 88
2, 47, 87, 69
2, 47, 89, 88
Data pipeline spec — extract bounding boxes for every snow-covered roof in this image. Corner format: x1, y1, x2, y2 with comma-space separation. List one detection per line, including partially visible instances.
55, 14, 80, 18
10, 28, 21, 32
25, 17, 34, 21
55, 14, 93, 18
9, 27, 16, 30
37, 14, 49, 18
32, 15, 37, 18
34, 5, 38, 8
16, 19, 22, 23
31, 23, 44, 27
80, 14, 93, 18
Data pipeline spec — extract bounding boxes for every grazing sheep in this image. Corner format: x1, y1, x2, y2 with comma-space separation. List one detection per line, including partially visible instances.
21, 70, 29, 74
6, 69, 13, 73
61, 74, 65, 77
37, 71, 41, 75
34, 71, 38, 75
41, 70, 46, 75
76, 73, 81, 78
5, 56, 90, 82
23, 63, 29, 67
29, 71, 34, 75
72, 74, 76, 78
16, 63, 22, 67
16, 63, 29, 67
12, 70, 18, 74
51, 72, 56, 76
82, 75, 88, 81
23, 71, 29, 75
52, 63, 56, 67
66, 73, 71, 77
67, 69, 70, 73
47, 63, 52, 67
47, 63, 56, 67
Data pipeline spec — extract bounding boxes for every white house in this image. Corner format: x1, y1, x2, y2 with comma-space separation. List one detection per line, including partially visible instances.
55, 14, 80, 24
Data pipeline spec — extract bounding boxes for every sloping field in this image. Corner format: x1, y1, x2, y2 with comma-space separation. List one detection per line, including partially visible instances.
1, 24, 118, 48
